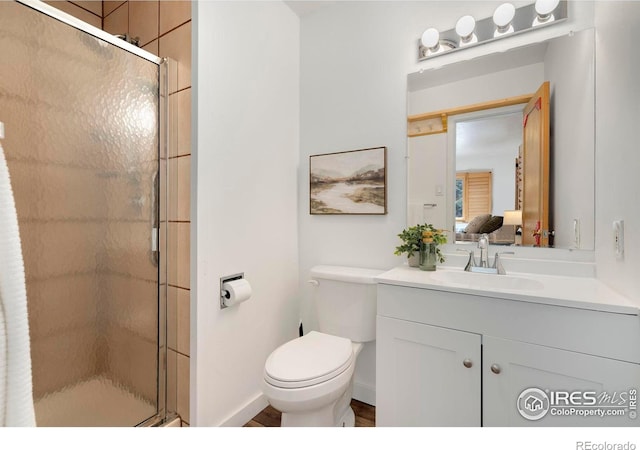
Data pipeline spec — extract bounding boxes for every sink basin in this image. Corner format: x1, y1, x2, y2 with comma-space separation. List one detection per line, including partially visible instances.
429, 270, 544, 291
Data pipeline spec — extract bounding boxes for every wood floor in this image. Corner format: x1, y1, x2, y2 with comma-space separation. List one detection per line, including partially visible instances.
244, 399, 375, 427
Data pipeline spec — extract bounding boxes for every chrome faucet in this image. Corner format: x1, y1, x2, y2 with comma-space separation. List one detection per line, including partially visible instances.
478, 233, 490, 268
459, 244, 514, 275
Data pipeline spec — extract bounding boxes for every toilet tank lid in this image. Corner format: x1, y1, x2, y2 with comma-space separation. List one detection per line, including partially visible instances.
310, 265, 386, 285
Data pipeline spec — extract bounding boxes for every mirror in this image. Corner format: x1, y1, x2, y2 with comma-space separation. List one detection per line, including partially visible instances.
406, 28, 595, 250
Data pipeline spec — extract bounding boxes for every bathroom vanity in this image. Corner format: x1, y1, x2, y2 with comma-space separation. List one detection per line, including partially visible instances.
375, 266, 640, 427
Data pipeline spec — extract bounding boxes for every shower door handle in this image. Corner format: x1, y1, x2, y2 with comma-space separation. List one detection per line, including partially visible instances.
151, 227, 159, 252
150, 170, 159, 267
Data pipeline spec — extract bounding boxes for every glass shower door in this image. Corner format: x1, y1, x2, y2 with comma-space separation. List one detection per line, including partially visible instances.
0, 1, 164, 426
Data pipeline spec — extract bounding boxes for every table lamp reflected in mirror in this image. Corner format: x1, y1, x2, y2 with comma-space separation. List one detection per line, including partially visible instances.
504, 210, 523, 246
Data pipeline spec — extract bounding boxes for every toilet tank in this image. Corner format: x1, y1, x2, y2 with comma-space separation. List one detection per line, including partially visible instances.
310, 265, 385, 343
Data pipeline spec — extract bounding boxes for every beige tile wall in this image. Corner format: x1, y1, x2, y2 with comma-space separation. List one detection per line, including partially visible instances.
37, 0, 192, 425
102, 0, 192, 425
43, 1, 102, 28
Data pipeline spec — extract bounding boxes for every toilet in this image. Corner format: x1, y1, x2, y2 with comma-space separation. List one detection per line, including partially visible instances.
262, 265, 384, 427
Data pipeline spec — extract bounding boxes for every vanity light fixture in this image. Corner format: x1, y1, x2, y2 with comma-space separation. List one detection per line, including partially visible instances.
493, 3, 516, 37
455, 15, 477, 46
533, 0, 560, 26
417, 1, 567, 62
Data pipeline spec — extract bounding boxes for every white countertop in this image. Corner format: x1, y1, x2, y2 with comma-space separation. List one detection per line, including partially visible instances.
375, 265, 640, 316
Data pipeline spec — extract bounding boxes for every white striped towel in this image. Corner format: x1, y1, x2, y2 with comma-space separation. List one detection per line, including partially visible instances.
0, 130, 36, 426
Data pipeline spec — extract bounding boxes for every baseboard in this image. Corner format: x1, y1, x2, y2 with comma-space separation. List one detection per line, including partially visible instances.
218, 393, 269, 427
352, 381, 376, 406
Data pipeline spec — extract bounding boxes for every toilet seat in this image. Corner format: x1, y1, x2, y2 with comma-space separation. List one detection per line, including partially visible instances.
264, 331, 354, 389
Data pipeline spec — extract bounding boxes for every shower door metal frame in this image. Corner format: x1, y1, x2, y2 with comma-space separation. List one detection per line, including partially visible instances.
14, 0, 171, 427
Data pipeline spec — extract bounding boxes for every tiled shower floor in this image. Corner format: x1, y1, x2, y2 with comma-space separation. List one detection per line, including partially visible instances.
34, 376, 155, 427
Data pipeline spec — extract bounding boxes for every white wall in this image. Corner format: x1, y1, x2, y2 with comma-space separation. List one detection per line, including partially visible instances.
192, 1, 300, 426
299, 1, 416, 404
408, 133, 448, 228
544, 28, 595, 249
299, 1, 594, 405
594, 2, 640, 301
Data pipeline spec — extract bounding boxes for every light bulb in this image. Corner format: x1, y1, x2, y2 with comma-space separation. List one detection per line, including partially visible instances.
455, 15, 477, 46
421, 28, 440, 50
533, 0, 560, 26
493, 3, 515, 37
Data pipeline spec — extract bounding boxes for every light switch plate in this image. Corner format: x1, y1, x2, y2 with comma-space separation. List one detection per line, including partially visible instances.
613, 220, 624, 259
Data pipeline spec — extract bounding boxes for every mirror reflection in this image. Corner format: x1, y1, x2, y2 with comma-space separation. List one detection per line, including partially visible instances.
407, 28, 595, 250
454, 109, 522, 245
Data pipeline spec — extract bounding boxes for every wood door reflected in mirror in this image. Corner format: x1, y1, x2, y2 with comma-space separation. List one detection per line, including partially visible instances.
522, 82, 550, 247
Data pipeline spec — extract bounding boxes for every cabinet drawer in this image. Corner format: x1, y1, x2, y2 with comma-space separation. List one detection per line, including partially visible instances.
378, 283, 640, 363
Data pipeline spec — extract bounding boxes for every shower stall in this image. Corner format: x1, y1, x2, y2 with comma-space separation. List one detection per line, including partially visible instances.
0, 1, 171, 426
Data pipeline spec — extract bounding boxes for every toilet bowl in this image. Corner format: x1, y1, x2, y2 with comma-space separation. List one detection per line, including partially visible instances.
261, 265, 384, 427
262, 331, 363, 427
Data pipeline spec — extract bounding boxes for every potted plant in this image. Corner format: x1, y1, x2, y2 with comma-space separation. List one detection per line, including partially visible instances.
419, 226, 448, 271
394, 224, 447, 268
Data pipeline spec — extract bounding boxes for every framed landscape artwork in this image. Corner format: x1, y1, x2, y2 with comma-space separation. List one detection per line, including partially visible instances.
309, 146, 387, 215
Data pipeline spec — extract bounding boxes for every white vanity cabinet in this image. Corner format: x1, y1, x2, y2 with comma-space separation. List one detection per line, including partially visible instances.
375, 277, 640, 427
376, 316, 481, 426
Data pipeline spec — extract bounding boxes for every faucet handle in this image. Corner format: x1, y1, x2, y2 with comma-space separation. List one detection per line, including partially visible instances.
457, 248, 477, 271
492, 251, 514, 274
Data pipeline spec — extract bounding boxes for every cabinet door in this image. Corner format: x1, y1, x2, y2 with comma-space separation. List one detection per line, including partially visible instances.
376, 316, 481, 426
484, 336, 640, 426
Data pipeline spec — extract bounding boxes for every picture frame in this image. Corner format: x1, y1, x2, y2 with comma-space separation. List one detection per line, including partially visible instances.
309, 146, 387, 215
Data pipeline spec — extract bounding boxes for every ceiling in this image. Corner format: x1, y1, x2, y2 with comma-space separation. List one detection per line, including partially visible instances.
284, 1, 337, 17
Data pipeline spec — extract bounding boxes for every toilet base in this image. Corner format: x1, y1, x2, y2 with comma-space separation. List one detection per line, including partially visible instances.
279, 376, 356, 427
337, 406, 355, 427
280, 404, 355, 427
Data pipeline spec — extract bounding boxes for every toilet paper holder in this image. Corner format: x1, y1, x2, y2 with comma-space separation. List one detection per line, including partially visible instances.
220, 272, 245, 309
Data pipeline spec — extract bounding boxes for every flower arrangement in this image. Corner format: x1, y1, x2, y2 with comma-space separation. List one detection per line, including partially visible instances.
394, 223, 448, 262
420, 226, 448, 264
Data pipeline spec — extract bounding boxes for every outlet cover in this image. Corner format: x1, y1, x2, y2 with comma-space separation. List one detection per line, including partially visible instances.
613, 220, 624, 259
